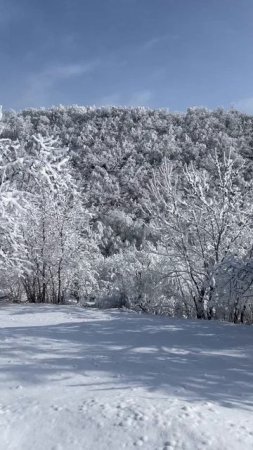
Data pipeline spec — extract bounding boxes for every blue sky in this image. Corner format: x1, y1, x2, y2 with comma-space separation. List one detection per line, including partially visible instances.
0, 0, 253, 112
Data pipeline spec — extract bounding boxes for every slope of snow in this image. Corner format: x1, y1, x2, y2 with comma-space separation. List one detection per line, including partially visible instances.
0, 305, 252, 450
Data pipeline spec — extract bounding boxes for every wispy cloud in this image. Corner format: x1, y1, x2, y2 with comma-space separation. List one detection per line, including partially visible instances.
43, 62, 96, 80
142, 33, 179, 51
99, 93, 122, 106
38, 61, 98, 85
127, 90, 153, 106
22, 61, 99, 108
98, 90, 153, 107
233, 97, 253, 114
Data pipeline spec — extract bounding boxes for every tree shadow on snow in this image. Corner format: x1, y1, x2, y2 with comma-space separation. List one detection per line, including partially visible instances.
0, 307, 253, 410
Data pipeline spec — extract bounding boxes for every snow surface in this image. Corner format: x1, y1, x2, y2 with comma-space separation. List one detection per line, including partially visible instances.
0, 305, 252, 450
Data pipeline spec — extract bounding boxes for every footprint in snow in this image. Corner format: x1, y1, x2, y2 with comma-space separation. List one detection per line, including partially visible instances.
51, 405, 63, 412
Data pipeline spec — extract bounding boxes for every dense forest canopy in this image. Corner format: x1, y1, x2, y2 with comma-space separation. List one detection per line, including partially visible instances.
1, 106, 253, 323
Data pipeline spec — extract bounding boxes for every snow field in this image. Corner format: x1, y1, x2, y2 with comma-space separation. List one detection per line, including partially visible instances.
0, 305, 252, 450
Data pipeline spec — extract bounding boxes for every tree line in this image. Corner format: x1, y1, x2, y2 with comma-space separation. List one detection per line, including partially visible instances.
1, 106, 253, 323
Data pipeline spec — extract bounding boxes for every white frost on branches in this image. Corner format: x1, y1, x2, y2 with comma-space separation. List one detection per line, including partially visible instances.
0, 133, 72, 274
144, 151, 253, 319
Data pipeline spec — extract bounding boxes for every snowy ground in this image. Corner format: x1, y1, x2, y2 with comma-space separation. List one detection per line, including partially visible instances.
0, 305, 252, 450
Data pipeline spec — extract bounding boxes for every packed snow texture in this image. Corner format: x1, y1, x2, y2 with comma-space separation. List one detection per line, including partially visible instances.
0, 305, 252, 450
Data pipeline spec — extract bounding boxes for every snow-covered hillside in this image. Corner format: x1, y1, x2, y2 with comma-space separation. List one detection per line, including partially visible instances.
0, 305, 252, 450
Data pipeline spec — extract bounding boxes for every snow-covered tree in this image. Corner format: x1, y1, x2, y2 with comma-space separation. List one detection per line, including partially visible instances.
215, 255, 253, 323
144, 151, 253, 319
20, 188, 100, 304
0, 130, 75, 292
2, 106, 253, 320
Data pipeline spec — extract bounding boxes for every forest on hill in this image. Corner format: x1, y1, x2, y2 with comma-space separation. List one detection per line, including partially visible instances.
1, 106, 253, 323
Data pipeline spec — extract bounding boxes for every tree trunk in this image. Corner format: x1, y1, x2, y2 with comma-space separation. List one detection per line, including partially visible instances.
193, 288, 206, 319
240, 305, 246, 324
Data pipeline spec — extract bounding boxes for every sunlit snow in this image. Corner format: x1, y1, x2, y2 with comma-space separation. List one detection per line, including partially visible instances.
0, 304, 252, 450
